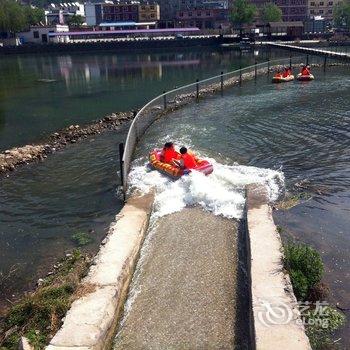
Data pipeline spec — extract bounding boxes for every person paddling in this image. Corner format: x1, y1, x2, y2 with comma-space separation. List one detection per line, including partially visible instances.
301, 65, 311, 76
178, 146, 197, 170
160, 142, 180, 164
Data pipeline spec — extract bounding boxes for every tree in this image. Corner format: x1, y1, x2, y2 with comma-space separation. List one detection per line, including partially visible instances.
66, 14, 84, 27
334, 0, 350, 30
230, 0, 257, 36
261, 2, 282, 23
0, 0, 43, 34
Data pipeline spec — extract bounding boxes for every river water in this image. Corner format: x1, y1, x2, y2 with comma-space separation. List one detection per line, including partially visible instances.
0, 47, 285, 151
0, 47, 288, 308
0, 47, 349, 346
126, 64, 350, 347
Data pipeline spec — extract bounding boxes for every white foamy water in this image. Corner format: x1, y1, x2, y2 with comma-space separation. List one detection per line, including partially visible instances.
128, 157, 284, 219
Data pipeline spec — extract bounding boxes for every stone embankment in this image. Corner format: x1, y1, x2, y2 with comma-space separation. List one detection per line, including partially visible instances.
0, 112, 133, 176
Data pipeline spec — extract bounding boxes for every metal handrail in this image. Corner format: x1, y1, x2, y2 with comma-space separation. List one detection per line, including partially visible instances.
121, 55, 309, 194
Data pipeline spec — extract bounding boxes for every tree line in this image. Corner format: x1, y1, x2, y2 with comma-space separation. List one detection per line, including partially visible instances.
0, 0, 44, 33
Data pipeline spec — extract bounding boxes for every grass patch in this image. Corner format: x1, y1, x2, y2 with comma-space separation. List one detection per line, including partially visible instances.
71, 232, 93, 246
0, 249, 91, 350
283, 241, 346, 349
276, 192, 312, 210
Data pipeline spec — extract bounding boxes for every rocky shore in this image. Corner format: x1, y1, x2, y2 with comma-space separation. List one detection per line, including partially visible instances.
0, 112, 134, 176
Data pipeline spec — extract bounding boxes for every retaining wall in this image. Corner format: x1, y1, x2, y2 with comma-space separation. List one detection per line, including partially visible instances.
46, 192, 154, 350
246, 185, 311, 350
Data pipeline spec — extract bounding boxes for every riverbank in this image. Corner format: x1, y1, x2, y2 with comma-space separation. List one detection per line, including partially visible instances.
0, 112, 133, 176
0, 37, 224, 56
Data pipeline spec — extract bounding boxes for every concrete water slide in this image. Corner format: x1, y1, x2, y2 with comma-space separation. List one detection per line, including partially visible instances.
114, 207, 250, 349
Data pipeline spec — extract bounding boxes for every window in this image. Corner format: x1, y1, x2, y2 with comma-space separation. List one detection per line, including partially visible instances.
151, 13, 155, 17
310, 1, 315, 5
33, 31, 39, 38
141, 6, 145, 10
150, 5, 155, 9
328, 1, 333, 5
328, 9, 332, 12
319, 2, 324, 5
179, 12, 184, 17
310, 9, 315, 13
188, 12, 192, 16
319, 9, 324, 13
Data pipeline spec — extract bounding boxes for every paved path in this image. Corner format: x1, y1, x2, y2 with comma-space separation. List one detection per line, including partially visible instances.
114, 207, 249, 350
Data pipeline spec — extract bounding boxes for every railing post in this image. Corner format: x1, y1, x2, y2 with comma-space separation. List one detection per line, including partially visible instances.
220, 71, 224, 96
267, 59, 270, 76
118, 142, 126, 203
289, 55, 292, 68
239, 65, 242, 86
254, 61, 257, 82
196, 78, 199, 101
163, 90, 167, 110
306, 54, 309, 65
323, 55, 327, 72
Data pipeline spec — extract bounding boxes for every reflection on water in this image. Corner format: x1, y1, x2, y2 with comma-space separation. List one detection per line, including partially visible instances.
0, 48, 287, 151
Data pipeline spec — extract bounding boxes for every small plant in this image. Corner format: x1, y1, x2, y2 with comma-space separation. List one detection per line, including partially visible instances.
305, 306, 346, 349
283, 242, 324, 300
71, 232, 93, 246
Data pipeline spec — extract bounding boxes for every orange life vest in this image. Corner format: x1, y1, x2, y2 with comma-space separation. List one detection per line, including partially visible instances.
162, 149, 179, 163
181, 153, 197, 169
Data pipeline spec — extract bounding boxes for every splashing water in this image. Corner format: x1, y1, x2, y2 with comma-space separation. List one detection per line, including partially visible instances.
128, 157, 284, 219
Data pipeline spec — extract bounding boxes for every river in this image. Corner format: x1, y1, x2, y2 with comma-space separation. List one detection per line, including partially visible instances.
126, 63, 350, 348
0, 47, 349, 347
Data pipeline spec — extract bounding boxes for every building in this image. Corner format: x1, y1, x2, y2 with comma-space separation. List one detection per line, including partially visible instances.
18, 25, 69, 44
267, 21, 304, 36
139, 3, 160, 21
45, 3, 85, 25
102, 3, 139, 22
274, 0, 308, 21
176, 8, 229, 28
307, 0, 341, 20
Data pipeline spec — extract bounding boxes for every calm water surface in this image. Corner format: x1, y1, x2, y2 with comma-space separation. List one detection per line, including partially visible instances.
0, 47, 286, 151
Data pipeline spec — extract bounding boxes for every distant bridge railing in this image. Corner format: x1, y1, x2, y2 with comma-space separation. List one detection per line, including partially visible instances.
120, 53, 342, 196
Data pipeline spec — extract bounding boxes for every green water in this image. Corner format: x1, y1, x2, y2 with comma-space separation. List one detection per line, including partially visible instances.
0, 47, 289, 151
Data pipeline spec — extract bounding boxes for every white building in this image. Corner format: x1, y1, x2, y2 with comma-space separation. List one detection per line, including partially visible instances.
18, 25, 70, 44
45, 3, 85, 25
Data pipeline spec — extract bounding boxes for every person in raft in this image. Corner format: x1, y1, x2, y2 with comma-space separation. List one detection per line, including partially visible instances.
160, 142, 180, 164
282, 66, 292, 77
301, 65, 311, 76
177, 147, 197, 170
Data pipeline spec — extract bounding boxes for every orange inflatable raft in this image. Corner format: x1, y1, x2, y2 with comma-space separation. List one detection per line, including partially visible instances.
149, 149, 213, 179
297, 73, 315, 81
272, 75, 295, 83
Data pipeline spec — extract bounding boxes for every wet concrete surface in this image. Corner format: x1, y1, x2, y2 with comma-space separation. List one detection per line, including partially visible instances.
114, 207, 249, 350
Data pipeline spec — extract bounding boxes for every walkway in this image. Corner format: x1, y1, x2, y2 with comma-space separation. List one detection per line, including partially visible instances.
267, 42, 350, 61
114, 207, 250, 350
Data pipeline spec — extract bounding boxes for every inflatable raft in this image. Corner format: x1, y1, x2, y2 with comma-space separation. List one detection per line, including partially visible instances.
149, 149, 213, 179
272, 75, 295, 83
297, 73, 315, 81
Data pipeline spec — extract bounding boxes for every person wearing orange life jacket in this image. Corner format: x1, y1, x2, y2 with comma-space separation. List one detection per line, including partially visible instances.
301, 65, 311, 76
282, 66, 291, 78
178, 146, 197, 170
160, 142, 180, 164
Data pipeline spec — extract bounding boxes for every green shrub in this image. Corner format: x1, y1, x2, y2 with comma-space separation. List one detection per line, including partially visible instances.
289, 269, 308, 300
283, 242, 324, 300
71, 232, 93, 246
306, 306, 346, 349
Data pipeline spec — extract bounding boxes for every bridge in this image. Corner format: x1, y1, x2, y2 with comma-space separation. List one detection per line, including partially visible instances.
267, 42, 350, 61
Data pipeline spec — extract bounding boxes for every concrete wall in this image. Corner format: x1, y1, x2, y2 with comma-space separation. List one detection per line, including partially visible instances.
246, 185, 311, 350
46, 192, 154, 350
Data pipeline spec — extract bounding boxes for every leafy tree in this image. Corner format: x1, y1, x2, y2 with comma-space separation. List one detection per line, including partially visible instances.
261, 2, 282, 22
334, 0, 350, 30
66, 14, 84, 27
230, 0, 257, 36
0, 0, 43, 33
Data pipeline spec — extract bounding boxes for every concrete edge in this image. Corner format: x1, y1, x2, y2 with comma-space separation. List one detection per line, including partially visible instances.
246, 184, 311, 350
46, 191, 154, 350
